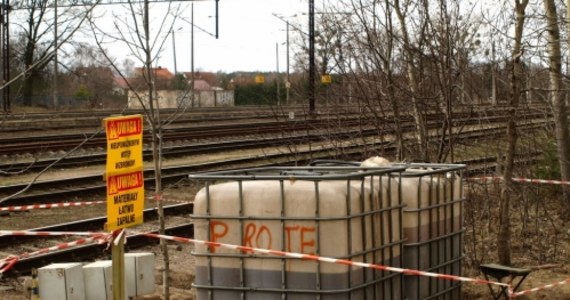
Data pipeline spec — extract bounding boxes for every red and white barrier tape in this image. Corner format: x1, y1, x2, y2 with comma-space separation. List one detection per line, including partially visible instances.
147, 196, 189, 204
0, 230, 108, 237
468, 176, 570, 186
3, 229, 569, 298
0, 197, 188, 212
0, 201, 105, 212
0, 234, 111, 275
0, 257, 18, 274
143, 233, 508, 288
511, 278, 570, 297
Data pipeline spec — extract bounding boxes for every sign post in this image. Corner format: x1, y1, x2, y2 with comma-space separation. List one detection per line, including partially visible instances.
112, 229, 126, 300
103, 114, 144, 300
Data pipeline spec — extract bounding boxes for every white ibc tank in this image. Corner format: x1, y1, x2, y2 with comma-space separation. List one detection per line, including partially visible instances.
191, 166, 405, 300
398, 164, 464, 300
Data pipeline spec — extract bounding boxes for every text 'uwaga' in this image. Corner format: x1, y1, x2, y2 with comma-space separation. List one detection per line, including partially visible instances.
106, 117, 142, 140
108, 171, 143, 195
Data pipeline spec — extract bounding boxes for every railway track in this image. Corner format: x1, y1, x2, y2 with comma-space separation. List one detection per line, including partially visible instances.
0, 106, 309, 131
0, 124, 400, 173
0, 107, 548, 156
0, 117, 547, 205
0, 110, 550, 175
0, 105, 553, 280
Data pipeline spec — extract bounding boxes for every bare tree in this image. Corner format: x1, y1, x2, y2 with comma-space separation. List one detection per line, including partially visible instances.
0, 2, 99, 186
556, 0, 570, 220
11, 0, 86, 106
322, 0, 482, 162
543, 0, 570, 214
88, 1, 187, 298
349, 0, 406, 159
393, 0, 429, 161
418, 0, 480, 162
497, 0, 529, 266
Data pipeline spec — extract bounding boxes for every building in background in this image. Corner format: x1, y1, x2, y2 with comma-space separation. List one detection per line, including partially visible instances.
127, 68, 234, 109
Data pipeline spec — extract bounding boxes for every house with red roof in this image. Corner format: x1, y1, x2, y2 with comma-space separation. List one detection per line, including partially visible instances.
133, 66, 175, 90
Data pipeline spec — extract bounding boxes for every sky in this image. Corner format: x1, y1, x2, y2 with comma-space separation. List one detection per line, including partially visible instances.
111, 0, 310, 73
9, 0, 510, 76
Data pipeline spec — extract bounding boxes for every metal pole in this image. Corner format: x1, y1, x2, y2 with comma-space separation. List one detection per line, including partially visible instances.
215, 0, 218, 39
286, 21, 290, 106
53, 0, 58, 110
276, 42, 280, 106
338, 31, 344, 104
172, 28, 177, 75
5, 0, 9, 112
308, 0, 315, 116
1, 1, 5, 112
191, 3, 194, 107
491, 42, 497, 105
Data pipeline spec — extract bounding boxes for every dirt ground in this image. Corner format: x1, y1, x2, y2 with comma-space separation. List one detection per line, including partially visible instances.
4, 242, 570, 299
0, 243, 197, 300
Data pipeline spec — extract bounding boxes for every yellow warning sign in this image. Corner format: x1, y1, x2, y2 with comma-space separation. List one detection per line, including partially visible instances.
255, 74, 265, 84
104, 115, 143, 176
103, 115, 144, 231
106, 171, 144, 231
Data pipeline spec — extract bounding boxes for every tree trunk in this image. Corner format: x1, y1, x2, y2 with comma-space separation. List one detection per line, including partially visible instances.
384, 0, 403, 160
564, 0, 570, 213
545, 0, 570, 214
143, 1, 169, 298
498, 0, 529, 266
22, 74, 36, 106
394, 0, 428, 162
22, 41, 36, 106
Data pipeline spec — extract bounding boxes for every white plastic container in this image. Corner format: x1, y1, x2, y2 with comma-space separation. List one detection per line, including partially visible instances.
191, 166, 405, 300
125, 252, 155, 297
83, 261, 114, 300
38, 262, 85, 300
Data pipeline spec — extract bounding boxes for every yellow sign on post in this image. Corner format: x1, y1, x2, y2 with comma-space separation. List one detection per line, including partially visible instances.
106, 171, 144, 230
103, 115, 144, 231
105, 115, 143, 174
